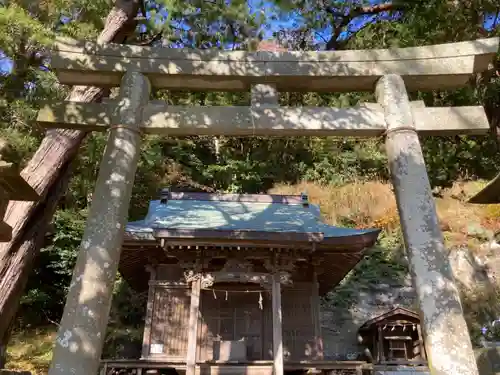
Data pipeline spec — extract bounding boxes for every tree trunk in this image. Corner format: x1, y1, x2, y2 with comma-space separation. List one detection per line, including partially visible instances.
0, 160, 73, 369
0, 0, 142, 367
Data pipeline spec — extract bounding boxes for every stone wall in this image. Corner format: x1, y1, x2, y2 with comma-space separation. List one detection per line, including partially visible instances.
320, 246, 491, 360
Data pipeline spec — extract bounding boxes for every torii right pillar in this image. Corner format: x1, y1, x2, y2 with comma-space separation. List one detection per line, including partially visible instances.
376, 74, 478, 375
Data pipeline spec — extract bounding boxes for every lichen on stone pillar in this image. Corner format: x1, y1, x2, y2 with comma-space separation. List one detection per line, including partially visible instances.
376, 74, 479, 375
48, 71, 151, 375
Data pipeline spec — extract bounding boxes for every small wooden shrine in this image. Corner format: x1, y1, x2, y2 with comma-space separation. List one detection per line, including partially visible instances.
106, 190, 381, 375
358, 307, 427, 366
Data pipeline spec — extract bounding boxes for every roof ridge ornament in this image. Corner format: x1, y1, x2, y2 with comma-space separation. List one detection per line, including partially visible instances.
301, 191, 309, 207
159, 188, 170, 204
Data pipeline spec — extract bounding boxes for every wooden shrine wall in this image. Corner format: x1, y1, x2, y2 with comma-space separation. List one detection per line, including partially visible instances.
145, 264, 322, 362
146, 265, 191, 359
148, 284, 191, 358
282, 284, 322, 360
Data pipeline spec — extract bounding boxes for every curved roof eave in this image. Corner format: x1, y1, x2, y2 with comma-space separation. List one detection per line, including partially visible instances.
123, 197, 382, 250
124, 225, 381, 251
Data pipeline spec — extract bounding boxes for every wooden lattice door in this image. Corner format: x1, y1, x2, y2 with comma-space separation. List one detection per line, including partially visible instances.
199, 289, 267, 361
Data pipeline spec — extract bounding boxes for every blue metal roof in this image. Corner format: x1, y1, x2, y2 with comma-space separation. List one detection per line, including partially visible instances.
126, 198, 379, 240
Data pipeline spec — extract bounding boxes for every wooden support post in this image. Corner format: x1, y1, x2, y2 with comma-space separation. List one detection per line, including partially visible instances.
371, 331, 377, 363
377, 325, 384, 363
186, 278, 201, 375
48, 71, 151, 375
376, 74, 479, 375
272, 273, 284, 375
310, 271, 323, 359
141, 265, 157, 359
416, 323, 427, 361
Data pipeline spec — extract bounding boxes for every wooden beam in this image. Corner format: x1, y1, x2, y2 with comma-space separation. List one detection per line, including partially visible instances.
141, 266, 157, 359
378, 326, 384, 363
310, 271, 323, 359
164, 191, 308, 204
37, 102, 491, 137
0, 158, 40, 242
0, 221, 12, 242
272, 273, 284, 375
50, 37, 499, 92
153, 228, 325, 242
0, 161, 40, 201
186, 278, 201, 375
416, 324, 427, 362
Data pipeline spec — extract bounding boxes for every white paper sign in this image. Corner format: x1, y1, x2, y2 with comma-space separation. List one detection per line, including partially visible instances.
150, 343, 164, 354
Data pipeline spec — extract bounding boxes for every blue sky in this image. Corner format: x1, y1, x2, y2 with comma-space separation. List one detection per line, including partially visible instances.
0, 52, 11, 74
485, 12, 499, 29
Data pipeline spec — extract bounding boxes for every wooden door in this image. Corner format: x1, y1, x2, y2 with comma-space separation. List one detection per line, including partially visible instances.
199, 289, 267, 361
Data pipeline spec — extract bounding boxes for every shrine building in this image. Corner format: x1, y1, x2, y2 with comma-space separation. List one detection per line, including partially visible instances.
102, 190, 384, 374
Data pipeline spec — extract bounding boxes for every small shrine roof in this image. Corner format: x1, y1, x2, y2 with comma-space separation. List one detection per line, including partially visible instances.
125, 191, 380, 244
358, 307, 421, 333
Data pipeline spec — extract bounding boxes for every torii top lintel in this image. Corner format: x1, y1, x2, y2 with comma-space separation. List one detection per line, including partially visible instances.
50, 37, 499, 92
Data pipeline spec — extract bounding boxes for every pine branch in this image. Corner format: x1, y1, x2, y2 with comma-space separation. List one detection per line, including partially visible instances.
492, 8, 500, 32
325, 2, 399, 18
324, 2, 405, 50
136, 31, 164, 46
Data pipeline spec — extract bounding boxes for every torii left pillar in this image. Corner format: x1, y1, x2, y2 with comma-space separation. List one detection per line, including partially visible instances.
48, 71, 150, 375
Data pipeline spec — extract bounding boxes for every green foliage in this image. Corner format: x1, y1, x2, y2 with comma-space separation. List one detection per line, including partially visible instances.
18, 209, 87, 326
103, 278, 147, 359
0, 4, 54, 57
6, 326, 56, 375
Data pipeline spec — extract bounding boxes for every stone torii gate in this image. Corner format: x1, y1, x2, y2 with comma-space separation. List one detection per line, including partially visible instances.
37, 37, 499, 375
